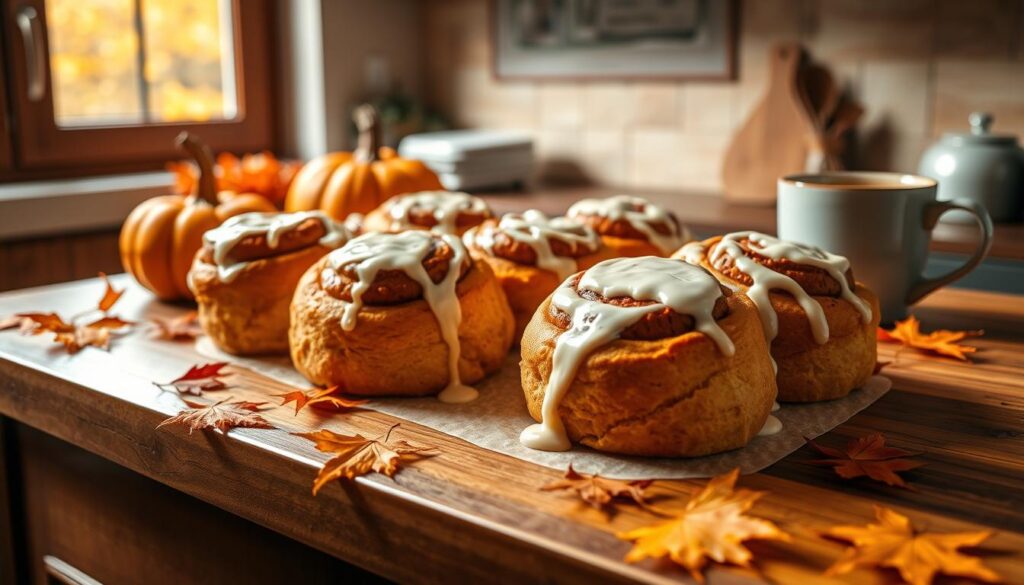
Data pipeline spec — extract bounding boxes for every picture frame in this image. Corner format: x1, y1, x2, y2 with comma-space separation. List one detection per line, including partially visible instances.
492, 0, 738, 81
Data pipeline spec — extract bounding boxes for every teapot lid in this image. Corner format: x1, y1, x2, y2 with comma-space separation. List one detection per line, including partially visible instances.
942, 112, 1018, 146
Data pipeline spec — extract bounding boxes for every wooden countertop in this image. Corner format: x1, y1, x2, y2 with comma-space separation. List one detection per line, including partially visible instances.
479, 186, 1024, 261
1, 276, 1022, 583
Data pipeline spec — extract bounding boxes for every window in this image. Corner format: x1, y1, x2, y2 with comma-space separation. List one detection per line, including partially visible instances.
1, 0, 274, 179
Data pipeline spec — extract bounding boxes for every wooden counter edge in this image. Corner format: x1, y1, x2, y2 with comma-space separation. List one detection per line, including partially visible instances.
0, 354, 683, 585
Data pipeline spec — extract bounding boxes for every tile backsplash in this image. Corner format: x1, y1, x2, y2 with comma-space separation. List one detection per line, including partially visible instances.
420, 0, 1024, 192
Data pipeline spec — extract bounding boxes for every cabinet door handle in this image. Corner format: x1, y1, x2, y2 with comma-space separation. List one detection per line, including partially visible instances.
43, 555, 103, 585
16, 5, 46, 102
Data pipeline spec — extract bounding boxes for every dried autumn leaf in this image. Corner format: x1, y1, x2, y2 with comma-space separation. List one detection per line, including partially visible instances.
541, 464, 652, 511
824, 505, 999, 585
1, 314, 42, 333
156, 398, 273, 434
154, 362, 230, 395
96, 272, 125, 313
878, 316, 982, 361
617, 469, 788, 582
149, 311, 203, 341
275, 386, 367, 415
16, 313, 129, 353
293, 424, 437, 494
806, 433, 925, 489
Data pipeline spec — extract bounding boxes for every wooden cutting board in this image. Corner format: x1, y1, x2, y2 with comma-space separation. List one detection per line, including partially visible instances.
722, 43, 823, 205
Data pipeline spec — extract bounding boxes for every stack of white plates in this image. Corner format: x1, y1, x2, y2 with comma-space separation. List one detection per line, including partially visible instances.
398, 129, 534, 191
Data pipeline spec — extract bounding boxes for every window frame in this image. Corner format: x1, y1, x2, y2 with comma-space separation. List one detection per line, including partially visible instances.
1, 0, 275, 180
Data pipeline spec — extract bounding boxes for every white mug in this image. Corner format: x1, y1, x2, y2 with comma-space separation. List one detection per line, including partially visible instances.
777, 172, 993, 322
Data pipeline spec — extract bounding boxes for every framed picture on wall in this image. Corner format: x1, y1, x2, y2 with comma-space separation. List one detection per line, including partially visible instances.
492, 0, 737, 80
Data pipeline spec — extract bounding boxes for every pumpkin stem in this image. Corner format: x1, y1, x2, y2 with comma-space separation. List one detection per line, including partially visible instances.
175, 131, 218, 204
353, 104, 380, 164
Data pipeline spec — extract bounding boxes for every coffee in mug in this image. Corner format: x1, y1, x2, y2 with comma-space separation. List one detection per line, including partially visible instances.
777, 171, 993, 322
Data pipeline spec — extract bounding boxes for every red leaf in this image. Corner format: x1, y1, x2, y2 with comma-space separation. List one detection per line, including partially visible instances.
155, 362, 231, 395
805, 433, 925, 488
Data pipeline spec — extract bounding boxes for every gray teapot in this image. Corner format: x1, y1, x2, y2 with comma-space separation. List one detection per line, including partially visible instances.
918, 112, 1024, 222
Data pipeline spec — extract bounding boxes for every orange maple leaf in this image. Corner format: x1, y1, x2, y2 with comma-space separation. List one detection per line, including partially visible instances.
156, 398, 273, 434
541, 464, 653, 511
878, 316, 982, 361
96, 272, 125, 313
275, 386, 367, 415
617, 469, 789, 582
154, 362, 231, 395
805, 434, 925, 489
0, 314, 40, 333
293, 424, 437, 495
150, 311, 203, 341
824, 505, 999, 585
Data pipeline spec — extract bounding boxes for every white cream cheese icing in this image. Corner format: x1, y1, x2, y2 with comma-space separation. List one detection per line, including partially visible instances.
385, 191, 491, 234
566, 195, 689, 254
465, 209, 601, 280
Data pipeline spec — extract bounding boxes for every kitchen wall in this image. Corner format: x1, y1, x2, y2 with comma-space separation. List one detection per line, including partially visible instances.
420, 0, 1024, 192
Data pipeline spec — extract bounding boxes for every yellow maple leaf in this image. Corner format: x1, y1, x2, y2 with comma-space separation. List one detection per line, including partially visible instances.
877, 316, 982, 361
825, 505, 999, 585
617, 469, 788, 582
293, 424, 437, 495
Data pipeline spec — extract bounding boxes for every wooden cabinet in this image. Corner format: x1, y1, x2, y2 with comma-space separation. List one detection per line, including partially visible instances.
2, 421, 387, 585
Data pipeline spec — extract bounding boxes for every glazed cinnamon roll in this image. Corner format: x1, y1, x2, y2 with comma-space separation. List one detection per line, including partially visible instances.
566, 195, 689, 257
290, 230, 514, 402
362, 191, 493, 236
188, 211, 351, 355
676, 232, 880, 402
519, 256, 777, 457
463, 210, 613, 340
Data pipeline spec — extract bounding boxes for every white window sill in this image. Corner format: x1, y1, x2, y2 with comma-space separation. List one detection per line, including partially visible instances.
0, 172, 173, 240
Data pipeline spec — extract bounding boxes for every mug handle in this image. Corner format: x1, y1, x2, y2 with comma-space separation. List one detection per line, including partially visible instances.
906, 198, 994, 305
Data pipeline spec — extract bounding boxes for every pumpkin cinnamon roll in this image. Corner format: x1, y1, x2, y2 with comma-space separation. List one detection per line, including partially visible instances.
290, 230, 514, 402
519, 256, 777, 457
676, 232, 880, 402
362, 191, 493, 236
566, 195, 690, 257
188, 211, 351, 355
463, 210, 614, 340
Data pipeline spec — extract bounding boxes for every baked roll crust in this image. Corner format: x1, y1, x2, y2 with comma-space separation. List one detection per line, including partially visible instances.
362, 191, 493, 236
566, 195, 690, 257
464, 210, 614, 340
676, 232, 880, 402
290, 230, 514, 402
519, 257, 777, 457
188, 211, 351, 355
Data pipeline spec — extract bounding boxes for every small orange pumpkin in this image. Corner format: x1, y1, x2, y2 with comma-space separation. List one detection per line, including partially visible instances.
119, 133, 276, 301
284, 104, 444, 220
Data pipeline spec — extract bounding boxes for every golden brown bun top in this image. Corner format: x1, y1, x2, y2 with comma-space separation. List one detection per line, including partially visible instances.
573, 209, 681, 242
378, 191, 493, 233
320, 235, 471, 306
705, 235, 855, 296
549, 269, 731, 341
469, 217, 601, 266
197, 217, 327, 266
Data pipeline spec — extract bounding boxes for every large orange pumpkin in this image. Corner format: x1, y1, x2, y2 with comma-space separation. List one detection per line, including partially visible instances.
284, 104, 443, 219
119, 133, 276, 301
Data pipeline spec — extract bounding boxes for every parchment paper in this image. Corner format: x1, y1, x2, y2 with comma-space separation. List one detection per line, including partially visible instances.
198, 338, 890, 480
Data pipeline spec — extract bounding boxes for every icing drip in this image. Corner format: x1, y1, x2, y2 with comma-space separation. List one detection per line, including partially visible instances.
758, 415, 783, 436
386, 191, 490, 234
519, 257, 735, 452
202, 211, 350, 283
566, 195, 689, 254
704, 232, 872, 348
326, 231, 477, 403
467, 210, 601, 280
